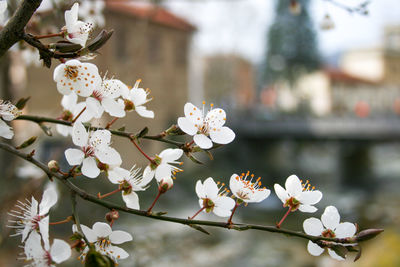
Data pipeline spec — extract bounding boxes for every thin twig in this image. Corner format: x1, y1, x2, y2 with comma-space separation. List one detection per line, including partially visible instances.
0, 141, 359, 245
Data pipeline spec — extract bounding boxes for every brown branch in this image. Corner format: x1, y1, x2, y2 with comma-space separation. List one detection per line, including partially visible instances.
0, 141, 372, 245
0, 0, 43, 58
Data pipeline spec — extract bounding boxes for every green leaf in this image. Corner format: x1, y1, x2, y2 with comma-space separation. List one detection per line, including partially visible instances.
39, 123, 52, 136
16, 136, 37, 149
87, 30, 114, 52
188, 224, 210, 235
331, 244, 348, 259
52, 41, 82, 53
117, 126, 126, 132
188, 154, 204, 165
137, 127, 148, 138
15, 97, 30, 110
354, 245, 362, 262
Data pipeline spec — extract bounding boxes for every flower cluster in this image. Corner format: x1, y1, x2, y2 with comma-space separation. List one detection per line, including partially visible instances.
2, 2, 377, 266
9, 187, 72, 266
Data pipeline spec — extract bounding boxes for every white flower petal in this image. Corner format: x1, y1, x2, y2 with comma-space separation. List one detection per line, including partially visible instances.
299, 204, 318, 213
229, 174, 240, 197
109, 245, 129, 259
177, 117, 197, 136
24, 231, 45, 260
39, 187, 58, 215
159, 148, 183, 162
203, 177, 218, 199
135, 106, 154, 118
81, 157, 100, 178
193, 134, 213, 149
130, 88, 147, 106
72, 121, 88, 147
61, 93, 78, 110
109, 230, 133, 244
209, 126, 235, 145
108, 167, 129, 184
195, 180, 205, 199
102, 98, 125, 118
56, 124, 72, 137
214, 196, 235, 210
303, 217, 324, 236
50, 239, 71, 264
122, 192, 140, 210
206, 108, 226, 128
213, 206, 232, 217
335, 222, 356, 238
321, 206, 340, 230
39, 216, 50, 250
86, 97, 104, 118
328, 248, 345, 260
80, 224, 97, 243
65, 148, 85, 166
92, 222, 112, 237
155, 164, 172, 182
184, 102, 203, 124
251, 189, 271, 203
0, 119, 13, 139
298, 190, 323, 205
285, 175, 302, 197
307, 241, 324, 256
90, 129, 111, 148
274, 183, 289, 204
143, 166, 155, 181
96, 147, 122, 166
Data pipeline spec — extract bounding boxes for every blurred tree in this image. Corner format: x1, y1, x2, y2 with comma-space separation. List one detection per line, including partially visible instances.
262, 0, 321, 84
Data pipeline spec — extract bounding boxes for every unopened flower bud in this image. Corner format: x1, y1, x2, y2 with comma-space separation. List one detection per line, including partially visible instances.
159, 177, 174, 193
48, 160, 60, 172
105, 210, 119, 223
320, 14, 335, 31
356, 229, 384, 242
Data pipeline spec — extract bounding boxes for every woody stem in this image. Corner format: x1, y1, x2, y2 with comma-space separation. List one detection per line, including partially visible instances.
33, 32, 64, 39
276, 206, 292, 229
49, 216, 72, 225
147, 189, 163, 213
189, 206, 206, 220
130, 137, 154, 163
71, 107, 86, 123
105, 117, 119, 129
227, 202, 240, 225
97, 187, 123, 199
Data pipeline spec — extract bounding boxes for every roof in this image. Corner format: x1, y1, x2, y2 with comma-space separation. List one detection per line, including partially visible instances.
106, 1, 196, 32
324, 67, 379, 85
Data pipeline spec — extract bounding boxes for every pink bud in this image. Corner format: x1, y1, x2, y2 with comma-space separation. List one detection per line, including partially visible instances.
159, 177, 173, 193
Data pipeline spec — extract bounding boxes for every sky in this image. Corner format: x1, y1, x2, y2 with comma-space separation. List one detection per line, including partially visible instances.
164, 0, 400, 63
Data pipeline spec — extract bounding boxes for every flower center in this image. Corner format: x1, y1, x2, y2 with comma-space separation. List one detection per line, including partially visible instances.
64, 66, 79, 80
202, 198, 215, 212
322, 229, 336, 238
97, 237, 111, 249
92, 90, 104, 101
124, 99, 134, 111
83, 146, 95, 157
284, 196, 300, 211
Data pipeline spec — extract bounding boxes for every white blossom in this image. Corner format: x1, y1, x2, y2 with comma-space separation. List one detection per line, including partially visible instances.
24, 231, 71, 267
303, 206, 357, 260
229, 172, 270, 203
86, 79, 126, 118
64, 122, 122, 178
78, 222, 132, 263
78, 0, 105, 28
56, 93, 93, 137
108, 166, 152, 210
121, 79, 154, 118
8, 187, 58, 248
143, 148, 183, 183
64, 3, 93, 47
53, 59, 101, 97
195, 177, 236, 217
0, 99, 20, 138
177, 102, 235, 149
274, 175, 322, 213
